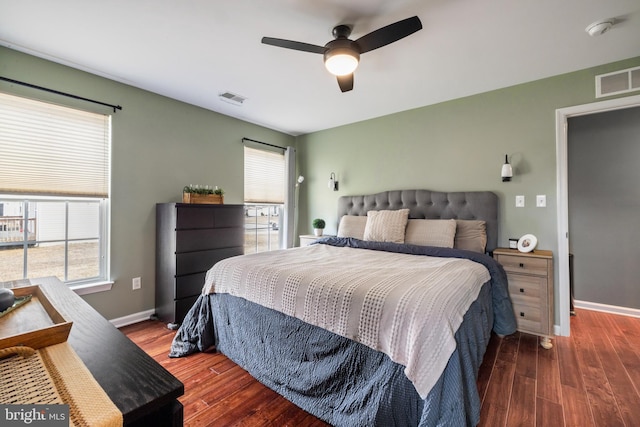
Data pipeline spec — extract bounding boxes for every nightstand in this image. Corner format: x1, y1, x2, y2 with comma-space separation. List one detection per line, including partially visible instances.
493, 248, 554, 349
299, 234, 333, 247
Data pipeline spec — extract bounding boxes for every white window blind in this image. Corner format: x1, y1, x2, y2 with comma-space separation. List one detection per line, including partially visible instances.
0, 92, 110, 197
244, 146, 285, 203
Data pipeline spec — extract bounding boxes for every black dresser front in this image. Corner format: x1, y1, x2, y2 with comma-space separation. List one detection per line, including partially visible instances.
156, 203, 244, 326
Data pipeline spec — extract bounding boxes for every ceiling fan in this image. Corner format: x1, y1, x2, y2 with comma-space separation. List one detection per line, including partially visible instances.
261, 16, 422, 93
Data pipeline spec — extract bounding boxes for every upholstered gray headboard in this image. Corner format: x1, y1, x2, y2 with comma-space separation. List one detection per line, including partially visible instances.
337, 189, 499, 252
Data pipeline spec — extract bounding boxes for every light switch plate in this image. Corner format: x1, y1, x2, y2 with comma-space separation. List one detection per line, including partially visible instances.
536, 195, 546, 207
515, 195, 525, 207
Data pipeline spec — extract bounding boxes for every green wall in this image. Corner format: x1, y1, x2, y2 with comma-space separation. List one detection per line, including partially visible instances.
0, 46, 294, 320
3, 44, 639, 325
296, 56, 640, 326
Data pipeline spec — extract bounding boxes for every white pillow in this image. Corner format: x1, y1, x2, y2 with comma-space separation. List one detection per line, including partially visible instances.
363, 209, 410, 243
404, 219, 457, 248
337, 215, 368, 239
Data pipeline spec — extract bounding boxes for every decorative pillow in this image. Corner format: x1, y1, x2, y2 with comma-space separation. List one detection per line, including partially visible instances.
363, 209, 410, 243
404, 219, 457, 248
337, 215, 367, 239
454, 220, 487, 253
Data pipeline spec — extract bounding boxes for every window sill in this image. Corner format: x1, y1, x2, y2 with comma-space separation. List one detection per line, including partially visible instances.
70, 280, 114, 296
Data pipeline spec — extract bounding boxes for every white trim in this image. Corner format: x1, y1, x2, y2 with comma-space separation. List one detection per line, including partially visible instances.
574, 300, 640, 319
109, 309, 156, 328
555, 94, 640, 336
283, 146, 296, 249
71, 280, 114, 295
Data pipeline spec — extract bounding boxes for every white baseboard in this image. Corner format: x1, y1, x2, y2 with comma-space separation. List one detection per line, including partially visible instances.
109, 309, 156, 328
574, 300, 640, 318
554, 300, 640, 336
554, 324, 562, 336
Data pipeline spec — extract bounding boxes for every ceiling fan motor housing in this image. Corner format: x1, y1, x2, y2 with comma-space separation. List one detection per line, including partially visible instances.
324, 27, 361, 76
324, 38, 360, 60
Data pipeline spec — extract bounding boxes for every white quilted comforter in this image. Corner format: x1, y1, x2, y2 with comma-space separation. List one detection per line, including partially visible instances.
202, 243, 490, 398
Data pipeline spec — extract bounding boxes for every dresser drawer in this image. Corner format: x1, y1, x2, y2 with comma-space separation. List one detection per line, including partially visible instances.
176, 205, 244, 229
176, 228, 245, 252
513, 303, 542, 334
175, 272, 207, 299
497, 254, 548, 276
176, 247, 244, 275
506, 273, 544, 305
175, 295, 199, 324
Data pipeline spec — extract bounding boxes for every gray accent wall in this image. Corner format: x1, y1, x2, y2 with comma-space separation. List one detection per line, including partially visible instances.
568, 107, 640, 309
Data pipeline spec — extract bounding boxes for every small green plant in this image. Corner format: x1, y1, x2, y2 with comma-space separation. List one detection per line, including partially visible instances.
183, 185, 224, 196
312, 218, 325, 229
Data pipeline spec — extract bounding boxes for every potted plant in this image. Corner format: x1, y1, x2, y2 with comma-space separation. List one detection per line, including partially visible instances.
312, 218, 326, 236
182, 185, 225, 204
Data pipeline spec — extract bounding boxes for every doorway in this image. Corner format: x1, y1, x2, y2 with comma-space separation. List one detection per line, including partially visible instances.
556, 94, 640, 336
568, 108, 640, 313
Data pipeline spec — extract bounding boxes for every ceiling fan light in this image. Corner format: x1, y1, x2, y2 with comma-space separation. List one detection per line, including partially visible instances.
324, 50, 359, 76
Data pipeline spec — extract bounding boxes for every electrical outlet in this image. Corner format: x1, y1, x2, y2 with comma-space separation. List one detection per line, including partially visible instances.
132, 277, 141, 290
536, 195, 546, 207
515, 195, 525, 207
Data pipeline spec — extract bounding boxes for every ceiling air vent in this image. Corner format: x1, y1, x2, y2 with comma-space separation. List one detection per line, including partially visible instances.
596, 66, 640, 98
218, 91, 247, 106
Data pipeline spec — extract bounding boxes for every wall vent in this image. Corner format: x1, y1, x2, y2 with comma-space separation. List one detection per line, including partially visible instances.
218, 91, 247, 106
596, 66, 640, 98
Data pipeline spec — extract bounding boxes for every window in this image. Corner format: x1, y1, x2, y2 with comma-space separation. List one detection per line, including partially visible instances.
0, 92, 110, 285
244, 146, 285, 253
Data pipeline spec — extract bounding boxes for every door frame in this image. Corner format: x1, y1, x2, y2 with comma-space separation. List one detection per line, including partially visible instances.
555, 94, 640, 336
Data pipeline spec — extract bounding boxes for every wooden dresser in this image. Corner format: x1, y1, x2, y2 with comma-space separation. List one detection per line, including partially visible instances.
156, 203, 244, 327
493, 248, 554, 349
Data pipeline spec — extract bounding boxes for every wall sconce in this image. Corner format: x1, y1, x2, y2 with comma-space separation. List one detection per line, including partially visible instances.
296, 175, 305, 187
501, 154, 513, 182
328, 172, 339, 191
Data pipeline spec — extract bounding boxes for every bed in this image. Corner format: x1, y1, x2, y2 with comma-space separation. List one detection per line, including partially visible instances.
170, 189, 516, 426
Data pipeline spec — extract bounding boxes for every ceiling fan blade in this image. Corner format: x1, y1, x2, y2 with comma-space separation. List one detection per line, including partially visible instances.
337, 74, 354, 92
355, 16, 422, 54
261, 37, 326, 54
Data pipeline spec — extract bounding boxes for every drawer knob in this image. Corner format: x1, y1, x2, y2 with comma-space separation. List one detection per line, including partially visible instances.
520, 312, 525, 317
519, 288, 525, 293
519, 263, 525, 268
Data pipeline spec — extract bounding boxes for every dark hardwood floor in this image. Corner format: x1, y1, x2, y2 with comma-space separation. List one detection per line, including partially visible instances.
120, 309, 640, 426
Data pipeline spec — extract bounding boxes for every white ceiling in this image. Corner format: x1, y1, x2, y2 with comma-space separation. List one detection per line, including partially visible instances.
1, 1, 638, 136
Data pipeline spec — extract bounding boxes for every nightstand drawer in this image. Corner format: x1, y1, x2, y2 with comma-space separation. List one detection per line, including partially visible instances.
506, 273, 543, 305
497, 254, 548, 276
513, 303, 542, 333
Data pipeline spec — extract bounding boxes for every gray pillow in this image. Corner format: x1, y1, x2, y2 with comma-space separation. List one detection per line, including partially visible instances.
404, 219, 457, 248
